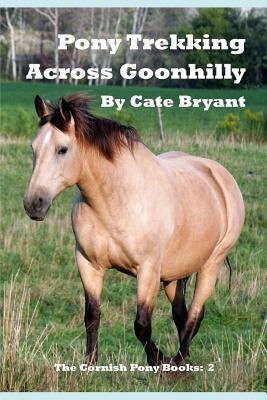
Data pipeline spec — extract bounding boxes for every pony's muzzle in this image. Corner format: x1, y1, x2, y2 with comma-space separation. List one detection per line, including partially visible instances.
23, 189, 51, 221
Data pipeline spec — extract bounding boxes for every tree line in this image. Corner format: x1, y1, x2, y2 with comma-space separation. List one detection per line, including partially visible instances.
1, 7, 267, 88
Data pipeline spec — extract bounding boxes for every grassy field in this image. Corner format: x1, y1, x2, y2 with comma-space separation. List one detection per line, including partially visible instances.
0, 82, 266, 391
1, 82, 267, 140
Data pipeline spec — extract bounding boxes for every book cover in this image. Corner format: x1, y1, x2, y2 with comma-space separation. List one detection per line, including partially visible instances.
0, 4, 266, 397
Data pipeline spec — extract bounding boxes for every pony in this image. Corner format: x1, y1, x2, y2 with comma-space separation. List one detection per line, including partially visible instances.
24, 94, 245, 366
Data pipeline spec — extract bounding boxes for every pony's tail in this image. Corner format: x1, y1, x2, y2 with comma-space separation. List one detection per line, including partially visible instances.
225, 256, 232, 291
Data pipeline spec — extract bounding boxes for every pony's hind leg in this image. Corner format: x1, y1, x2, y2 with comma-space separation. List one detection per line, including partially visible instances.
134, 265, 171, 366
173, 259, 222, 365
164, 279, 188, 345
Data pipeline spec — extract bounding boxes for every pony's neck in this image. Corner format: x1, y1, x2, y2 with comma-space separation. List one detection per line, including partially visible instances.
77, 145, 139, 212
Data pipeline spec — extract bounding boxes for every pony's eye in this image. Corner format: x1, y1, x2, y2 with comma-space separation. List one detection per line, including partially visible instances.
57, 146, 68, 155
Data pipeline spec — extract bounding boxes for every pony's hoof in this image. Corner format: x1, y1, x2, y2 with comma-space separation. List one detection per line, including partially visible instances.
147, 353, 173, 368
84, 354, 98, 366
173, 353, 187, 367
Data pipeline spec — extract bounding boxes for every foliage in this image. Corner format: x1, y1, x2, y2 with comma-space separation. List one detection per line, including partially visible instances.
111, 109, 136, 127
1, 8, 267, 87
178, 8, 267, 88
215, 109, 267, 142
0, 107, 36, 137
243, 108, 266, 141
215, 113, 241, 139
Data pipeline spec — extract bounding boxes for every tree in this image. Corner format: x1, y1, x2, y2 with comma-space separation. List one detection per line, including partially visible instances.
5, 8, 17, 81
123, 8, 148, 86
101, 8, 123, 86
88, 8, 105, 86
35, 8, 59, 84
66, 9, 88, 85
178, 8, 267, 88
245, 8, 267, 86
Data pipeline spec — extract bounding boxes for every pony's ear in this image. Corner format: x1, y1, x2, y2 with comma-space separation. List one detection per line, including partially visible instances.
60, 98, 72, 122
34, 95, 52, 118
60, 98, 75, 131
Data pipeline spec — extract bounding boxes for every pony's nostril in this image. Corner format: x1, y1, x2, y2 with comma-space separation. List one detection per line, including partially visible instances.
24, 190, 50, 220
34, 197, 43, 211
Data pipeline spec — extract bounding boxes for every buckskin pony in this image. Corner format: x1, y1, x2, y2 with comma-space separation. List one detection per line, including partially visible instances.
24, 94, 245, 367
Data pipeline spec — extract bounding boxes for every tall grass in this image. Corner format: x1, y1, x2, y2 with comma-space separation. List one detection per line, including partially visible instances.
1, 274, 49, 391
0, 270, 265, 391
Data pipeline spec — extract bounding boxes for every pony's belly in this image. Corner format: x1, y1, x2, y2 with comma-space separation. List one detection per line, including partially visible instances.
161, 244, 215, 281
160, 221, 221, 281
161, 256, 206, 281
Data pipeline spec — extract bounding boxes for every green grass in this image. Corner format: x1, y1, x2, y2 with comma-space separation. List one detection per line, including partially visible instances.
0, 82, 266, 391
1, 81, 267, 140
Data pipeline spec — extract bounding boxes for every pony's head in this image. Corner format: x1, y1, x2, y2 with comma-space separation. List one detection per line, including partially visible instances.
24, 94, 138, 221
24, 95, 84, 220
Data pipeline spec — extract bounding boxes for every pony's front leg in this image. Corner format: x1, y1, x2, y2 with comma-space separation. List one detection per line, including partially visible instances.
76, 248, 105, 364
134, 266, 169, 366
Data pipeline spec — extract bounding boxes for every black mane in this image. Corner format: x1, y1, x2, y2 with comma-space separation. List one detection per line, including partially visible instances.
39, 93, 139, 161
